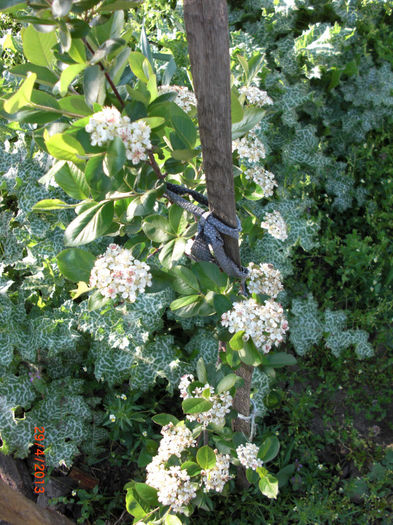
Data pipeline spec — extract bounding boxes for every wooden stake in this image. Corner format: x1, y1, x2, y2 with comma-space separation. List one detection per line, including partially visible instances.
183, 0, 253, 488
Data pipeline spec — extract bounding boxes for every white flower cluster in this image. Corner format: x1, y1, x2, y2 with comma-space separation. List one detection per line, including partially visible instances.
146, 423, 197, 513
159, 85, 197, 113
201, 452, 232, 493
261, 210, 288, 241
221, 298, 289, 353
236, 443, 263, 471
85, 106, 152, 165
233, 129, 266, 163
244, 166, 277, 197
247, 262, 283, 298
239, 86, 273, 107
179, 374, 232, 428
89, 243, 152, 302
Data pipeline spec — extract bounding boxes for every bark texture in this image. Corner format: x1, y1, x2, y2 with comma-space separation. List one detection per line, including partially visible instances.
183, 0, 253, 488
0, 479, 75, 525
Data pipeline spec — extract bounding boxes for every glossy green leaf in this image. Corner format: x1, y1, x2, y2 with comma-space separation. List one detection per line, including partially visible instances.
84, 65, 106, 106
68, 38, 87, 63
22, 25, 56, 68
229, 331, 245, 351
125, 487, 146, 519
258, 436, 280, 463
193, 261, 227, 292
182, 398, 213, 415
216, 373, 241, 394
238, 338, 262, 366
56, 248, 96, 283
54, 162, 90, 200
170, 265, 200, 295
45, 132, 85, 163
258, 471, 279, 499
196, 445, 216, 469
232, 107, 265, 140
165, 515, 183, 525
129, 51, 150, 82
60, 63, 86, 96
58, 95, 92, 116
64, 201, 114, 246
158, 238, 186, 268
3, 72, 36, 114
170, 294, 200, 311
9, 64, 57, 87
213, 294, 233, 316
88, 289, 110, 311
85, 156, 112, 199
151, 414, 179, 426
231, 88, 244, 124
196, 357, 207, 384
133, 482, 158, 508
140, 116, 165, 129
142, 216, 172, 243
52, 0, 72, 17
32, 199, 74, 211
105, 136, 125, 176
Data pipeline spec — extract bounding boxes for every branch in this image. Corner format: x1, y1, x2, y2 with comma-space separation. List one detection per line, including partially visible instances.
83, 39, 125, 109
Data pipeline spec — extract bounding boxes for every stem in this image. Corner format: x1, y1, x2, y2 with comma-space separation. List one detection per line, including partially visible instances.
83, 39, 125, 109
148, 151, 166, 180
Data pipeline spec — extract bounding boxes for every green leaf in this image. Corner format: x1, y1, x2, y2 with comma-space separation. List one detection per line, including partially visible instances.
68, 38, 87, 63
238, 338, 262, 366
216, 373, 241, 394
140, 116, 164, 129
165, 515, 183, 525
105, 136, 126, 176
258, 472, 279, 499
140, 27, 155, 72
181, 461, 201, 478
45, 132, 85, 163
229, 331, 245, 351
182, 397, 213, 415
100, 1, 142, 13
258, 436, 280, 463
158, 238, 186, 268
3, 72, 36, 114
151, 414, 179, 426
84, 65, 106, 107
22, 25, 56, 68
142, 216, 172, 243
170, 265, 200, 295
58, 96, 92, 116
60, 63, 86, 96
170, 294, 200, 311
262, 352, 297, 368
85, 156, 112, 199
168, 206, 188, 235
196, 357, 207, 384
133, 483, 158, 508
125, 486, 146, 519
32, 199, 74, 211
126, 192, 156, 220
193, 261, 227, 293
232, 107, 265, 140
213, 294, 233, 316
56, 248, 96, 283
64, 201, 114, 246
55, 162, 90, 200
231, 88, 244, 124
9, 64, 57, 87
0, 0, 26, 10
196, 446, 216, 469
129, 51, 150, 82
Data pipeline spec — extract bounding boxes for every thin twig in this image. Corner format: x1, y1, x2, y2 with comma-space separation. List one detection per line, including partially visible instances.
83, 39, 125, 109
148, 151, 166, 180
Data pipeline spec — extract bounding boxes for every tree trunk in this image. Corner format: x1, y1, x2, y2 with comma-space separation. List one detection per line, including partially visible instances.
183, 0, 253, 488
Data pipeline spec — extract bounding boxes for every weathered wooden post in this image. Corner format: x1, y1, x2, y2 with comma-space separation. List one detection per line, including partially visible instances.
183, 0, 253, 487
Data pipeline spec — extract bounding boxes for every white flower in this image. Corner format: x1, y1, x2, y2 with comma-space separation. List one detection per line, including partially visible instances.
239, 86, 273, 107
157, 422, 196, 462
89, 243, 152, 303
236, 443, 263, 470
179, 375, 232, 428
201, 452, 232, 493
85, 108, 151, 165
247, 262, 283, 298
120, 394, 127, 400
244, 166, 277, 197
233, 128, 266, 163
109, 414, 116, 422
221, 298, 289, 353
261, 210, 288, 241
159, 85, 197, 112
